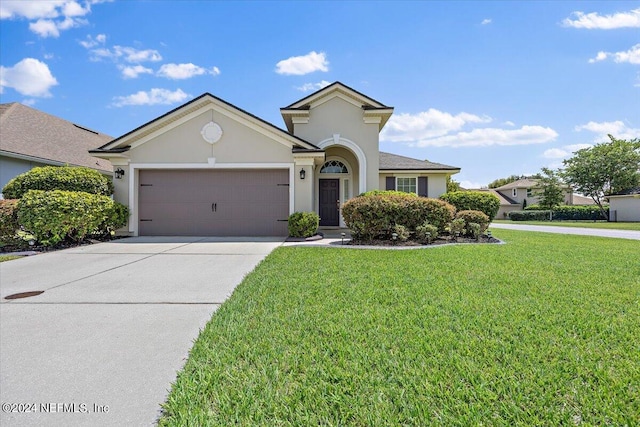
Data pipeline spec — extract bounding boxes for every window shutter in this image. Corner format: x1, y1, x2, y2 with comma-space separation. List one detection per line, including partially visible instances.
386, 177, 395, 190
418, 177, 428, 197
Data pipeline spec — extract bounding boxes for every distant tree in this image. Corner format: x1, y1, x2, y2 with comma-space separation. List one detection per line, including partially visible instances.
446, 176, 461, 192
562, 135, 640, 219
488, 174, 542, 189
488, 175, 521, 189
535, 168, 565, 211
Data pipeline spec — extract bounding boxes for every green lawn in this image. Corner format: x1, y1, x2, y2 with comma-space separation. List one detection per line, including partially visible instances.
493, 219, 640, 231
159, 229, 639, 426
0, 255, 21, 263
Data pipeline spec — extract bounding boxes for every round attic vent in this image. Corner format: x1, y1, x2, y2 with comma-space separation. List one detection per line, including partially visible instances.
201, 121, 223, 144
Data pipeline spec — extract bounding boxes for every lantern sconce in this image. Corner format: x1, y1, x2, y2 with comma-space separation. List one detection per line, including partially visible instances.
115, 168, 125, 179
299, 168, 306, 180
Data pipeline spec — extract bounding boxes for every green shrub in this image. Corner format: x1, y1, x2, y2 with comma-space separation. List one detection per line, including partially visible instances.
0, 199, 20, 244
448, 218, 466, 236
288, 211, 319, 238
392, 224, 410, 241
17, 190, 125, 246
455, 210, 490, 235
524, 204, 607, 220
509, 210, 552, 221
342, 192, 455, 240
440, 191, 500, 220
467, 222, 481, 240
415, 222, 439, 244
2, 166, 113, 199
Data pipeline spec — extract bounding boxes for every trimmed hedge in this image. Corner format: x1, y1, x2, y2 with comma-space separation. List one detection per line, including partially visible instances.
2, 166, 113, 199
0, 199, 20, 243
17, 190, 128, 246
288, 211, 320, 238
455, 210, 490, 235
342, 191, 455, 240
440, 191, 500, 220
511, 205, 608, 221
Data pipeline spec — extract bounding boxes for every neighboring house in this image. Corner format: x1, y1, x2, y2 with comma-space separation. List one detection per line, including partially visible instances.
608, 188, 640, 222
0, 102, 113, 194
91, 82, 460, 236
485, 178, 594, 218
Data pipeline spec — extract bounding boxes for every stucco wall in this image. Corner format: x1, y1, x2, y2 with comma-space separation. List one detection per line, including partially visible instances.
378, 173, 448, 198
292, 97, 380, 192
0, 157, 48, 195
609, 196, 640, 222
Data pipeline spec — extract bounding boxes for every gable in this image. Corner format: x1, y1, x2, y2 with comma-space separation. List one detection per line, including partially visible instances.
93, 93, 318, 159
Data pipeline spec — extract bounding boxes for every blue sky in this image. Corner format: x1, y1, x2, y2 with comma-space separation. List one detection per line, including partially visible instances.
1, 1, 639, 188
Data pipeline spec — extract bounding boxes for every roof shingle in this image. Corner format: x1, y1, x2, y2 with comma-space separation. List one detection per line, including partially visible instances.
379, 151, 459, 171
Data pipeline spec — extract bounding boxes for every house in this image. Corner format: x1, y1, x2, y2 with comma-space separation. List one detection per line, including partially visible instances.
608, 188, 640, 222
91, 82, 460, 236
0, 103, 113, 193
485, 178, 595, 218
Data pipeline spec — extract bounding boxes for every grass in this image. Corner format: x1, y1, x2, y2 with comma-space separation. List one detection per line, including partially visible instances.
0, 255, 21, 263
159, 229, 639, 426
492, 220, 640, 231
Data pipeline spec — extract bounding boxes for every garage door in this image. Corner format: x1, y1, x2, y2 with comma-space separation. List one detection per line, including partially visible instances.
138, 169, 289, 236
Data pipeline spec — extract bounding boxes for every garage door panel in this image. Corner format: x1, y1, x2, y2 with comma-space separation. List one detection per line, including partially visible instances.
138, 169, 289, 236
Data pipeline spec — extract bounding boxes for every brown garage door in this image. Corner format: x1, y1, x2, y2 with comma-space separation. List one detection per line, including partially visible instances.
138, 169, 289, 236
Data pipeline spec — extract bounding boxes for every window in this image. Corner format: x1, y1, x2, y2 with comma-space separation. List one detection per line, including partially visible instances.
320, 160, 348, 174
343, 179, 349, 201
512, 188, 517, 197
526, 188, 532, 197
397, 177, 417, 194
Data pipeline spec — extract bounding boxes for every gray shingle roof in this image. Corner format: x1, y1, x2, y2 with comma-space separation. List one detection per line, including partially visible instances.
495, 178, 539, 190
0, 103, 113, 172
379, 151, 459, 171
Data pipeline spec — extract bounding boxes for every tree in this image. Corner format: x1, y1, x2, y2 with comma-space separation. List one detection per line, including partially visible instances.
535, 167, 565, 211
446, 176, 461, 192
562, 135, 640, 219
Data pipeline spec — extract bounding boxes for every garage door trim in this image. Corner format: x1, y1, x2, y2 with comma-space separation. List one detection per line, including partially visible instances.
127, 163, 294, 235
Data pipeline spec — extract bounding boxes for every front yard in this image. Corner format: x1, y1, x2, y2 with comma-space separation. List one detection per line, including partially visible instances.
159, 229, 639, 426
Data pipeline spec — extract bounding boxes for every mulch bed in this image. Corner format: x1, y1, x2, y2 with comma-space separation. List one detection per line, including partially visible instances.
349, 235, 501, 246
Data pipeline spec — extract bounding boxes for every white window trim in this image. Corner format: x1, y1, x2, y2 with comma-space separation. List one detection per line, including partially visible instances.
396, 176, 418, 195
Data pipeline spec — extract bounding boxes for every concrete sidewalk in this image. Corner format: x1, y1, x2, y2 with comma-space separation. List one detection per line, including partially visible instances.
490, 222, 640, 240
0, 236, 283, 427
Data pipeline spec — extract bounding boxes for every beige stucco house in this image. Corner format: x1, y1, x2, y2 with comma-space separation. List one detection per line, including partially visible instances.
91, 82, 460, 236
485, 178, 595, 218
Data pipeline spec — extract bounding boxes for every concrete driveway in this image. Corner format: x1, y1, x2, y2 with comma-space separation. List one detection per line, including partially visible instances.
0, 236, 283, 427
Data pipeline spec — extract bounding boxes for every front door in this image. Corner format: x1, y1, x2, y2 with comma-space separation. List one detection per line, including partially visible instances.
319, 179, 340, 226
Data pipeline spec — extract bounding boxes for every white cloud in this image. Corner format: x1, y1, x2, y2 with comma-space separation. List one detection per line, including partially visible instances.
589, 44, 640, 64
408, 126, 558, 148
275, 51, 329, 75
111, 88, 190, 107
296, 80, 331, 92
87, 45, 162, 63
79, 33, 106, 48
0, 58, 58, 97
503, 120, 515, 126
1, 1, 97, 38
542, 144, 592, 159
381, 109, 492, 142
481, 19, 492, 25
459, 180, 484, 189
157, 63, 220, 79
575, 120, 640, 141
22, 98, 38, 106
562, 8, 640, 29
119, 65, 153, 79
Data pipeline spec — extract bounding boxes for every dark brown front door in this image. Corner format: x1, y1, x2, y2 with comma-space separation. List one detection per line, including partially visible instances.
319, 179, 340, 226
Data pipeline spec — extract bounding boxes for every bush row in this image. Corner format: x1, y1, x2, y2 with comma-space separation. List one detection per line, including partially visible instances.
2, 166, 113, 199
0, 199, 21, 245
439, 191, 501, 220
342, 192, 457, 240
16, 190, 129, 246
511, 205, 608, 221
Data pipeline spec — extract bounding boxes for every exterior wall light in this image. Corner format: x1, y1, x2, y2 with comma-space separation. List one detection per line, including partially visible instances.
115, 168, 125, 179
299, 168, 306, 180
